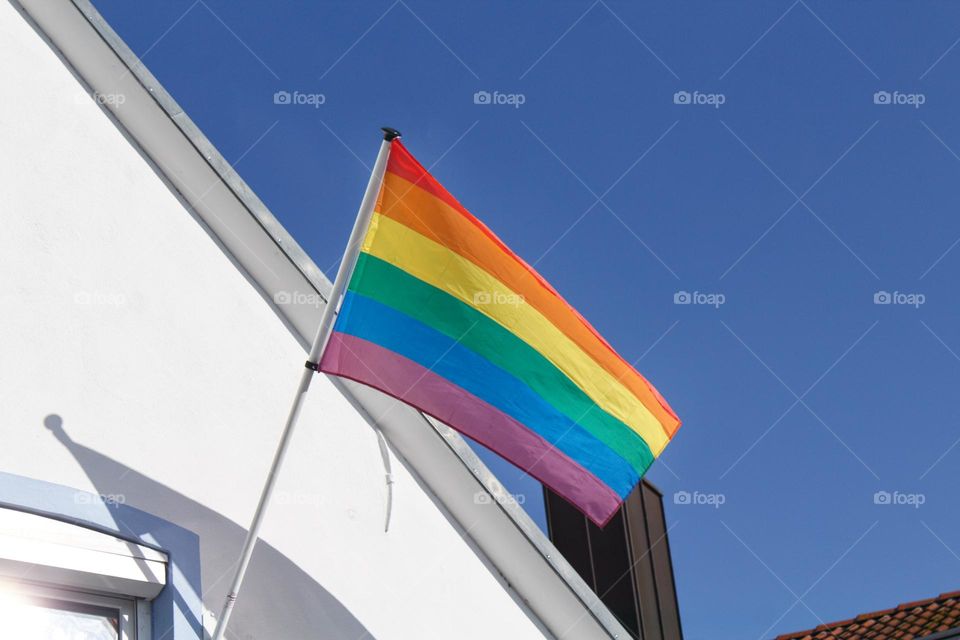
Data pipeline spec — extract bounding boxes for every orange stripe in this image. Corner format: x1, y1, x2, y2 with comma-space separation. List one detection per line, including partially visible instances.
382, 142, 680, 436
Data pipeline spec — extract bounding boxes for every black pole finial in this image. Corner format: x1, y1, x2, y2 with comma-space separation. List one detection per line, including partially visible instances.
381, 127, 402, 141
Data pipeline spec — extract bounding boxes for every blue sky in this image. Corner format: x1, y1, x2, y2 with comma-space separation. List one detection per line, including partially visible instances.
91, 1, 960, 637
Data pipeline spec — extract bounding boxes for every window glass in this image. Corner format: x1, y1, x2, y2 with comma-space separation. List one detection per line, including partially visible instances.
0, 587, 128, 640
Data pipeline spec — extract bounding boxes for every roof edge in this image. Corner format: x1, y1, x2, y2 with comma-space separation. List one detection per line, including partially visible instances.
67, 0, 332, 301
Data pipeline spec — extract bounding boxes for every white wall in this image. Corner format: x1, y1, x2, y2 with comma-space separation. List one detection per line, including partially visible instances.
0, 2, 549, 638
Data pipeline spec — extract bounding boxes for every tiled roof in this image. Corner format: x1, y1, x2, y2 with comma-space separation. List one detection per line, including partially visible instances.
775, 590, 960, 640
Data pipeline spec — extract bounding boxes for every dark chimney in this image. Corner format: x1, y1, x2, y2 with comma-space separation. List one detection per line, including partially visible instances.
544, 481, 683, 640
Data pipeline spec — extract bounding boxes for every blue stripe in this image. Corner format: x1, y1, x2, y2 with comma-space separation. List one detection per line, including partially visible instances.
334, 292, 639, 497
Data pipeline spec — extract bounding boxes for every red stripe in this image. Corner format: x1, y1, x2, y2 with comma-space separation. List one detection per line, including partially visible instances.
321, 331, 623, 526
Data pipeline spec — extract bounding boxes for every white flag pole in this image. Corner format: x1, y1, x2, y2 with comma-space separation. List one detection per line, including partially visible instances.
211, 127, 400, 640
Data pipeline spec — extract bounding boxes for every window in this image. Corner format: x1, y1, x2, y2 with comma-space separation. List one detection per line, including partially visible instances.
0, 506, 168, 640
0, 581, 137, 639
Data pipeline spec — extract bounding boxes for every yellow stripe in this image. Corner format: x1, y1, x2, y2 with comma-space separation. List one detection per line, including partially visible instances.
362, 212, 670, 455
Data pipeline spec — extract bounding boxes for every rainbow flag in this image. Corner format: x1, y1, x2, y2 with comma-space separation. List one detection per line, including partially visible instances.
320, 139, 680, 526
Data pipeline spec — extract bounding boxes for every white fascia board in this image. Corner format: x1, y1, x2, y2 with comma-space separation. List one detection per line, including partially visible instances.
11, 1, 630, 637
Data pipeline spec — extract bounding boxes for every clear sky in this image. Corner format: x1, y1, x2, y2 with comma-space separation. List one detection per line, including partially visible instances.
91, 1, 960, 637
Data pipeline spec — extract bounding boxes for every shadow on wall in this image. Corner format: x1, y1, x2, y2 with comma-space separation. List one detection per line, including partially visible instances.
42, 414, 375, 640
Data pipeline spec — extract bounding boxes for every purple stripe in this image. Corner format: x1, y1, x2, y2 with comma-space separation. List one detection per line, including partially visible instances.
321, 332, 623, 526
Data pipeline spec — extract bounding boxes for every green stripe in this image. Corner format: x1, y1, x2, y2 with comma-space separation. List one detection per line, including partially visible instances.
349, 252, 654, 474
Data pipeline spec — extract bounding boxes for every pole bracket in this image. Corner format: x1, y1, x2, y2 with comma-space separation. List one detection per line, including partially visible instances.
304, 360, 321, 372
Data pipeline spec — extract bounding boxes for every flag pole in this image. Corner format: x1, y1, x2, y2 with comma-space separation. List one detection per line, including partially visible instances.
211, 127, 400, 640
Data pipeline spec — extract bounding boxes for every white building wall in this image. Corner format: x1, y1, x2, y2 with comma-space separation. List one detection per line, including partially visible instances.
0, 2, 549, 638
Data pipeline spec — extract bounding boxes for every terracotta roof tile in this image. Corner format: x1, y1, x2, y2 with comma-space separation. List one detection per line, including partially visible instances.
774, 590, 960, 640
